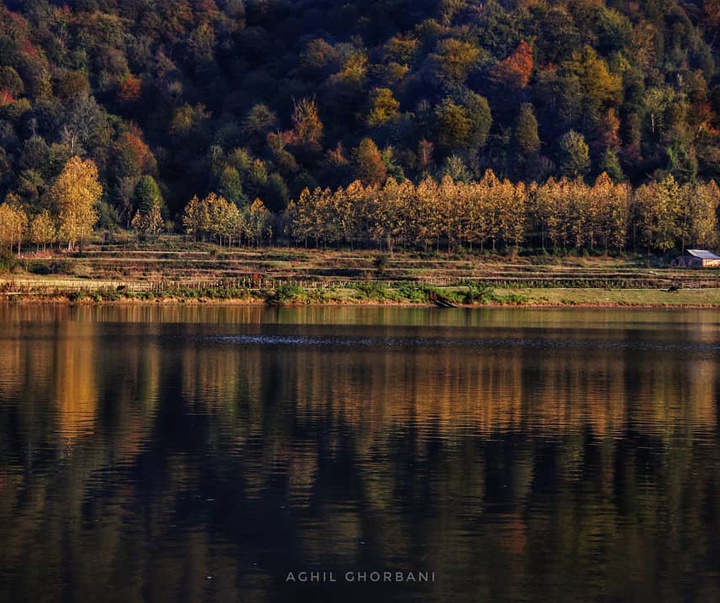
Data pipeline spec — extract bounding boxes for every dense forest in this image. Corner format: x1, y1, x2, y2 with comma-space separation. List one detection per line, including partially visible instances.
3, 0, 720, 250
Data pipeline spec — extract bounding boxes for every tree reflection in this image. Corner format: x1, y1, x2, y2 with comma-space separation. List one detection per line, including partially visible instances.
0, 310, 719, 602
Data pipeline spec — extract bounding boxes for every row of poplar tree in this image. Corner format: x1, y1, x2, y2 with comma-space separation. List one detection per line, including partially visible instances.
0, 156, 718, 255
168, 168, 720, 254
287, 172, 719, 254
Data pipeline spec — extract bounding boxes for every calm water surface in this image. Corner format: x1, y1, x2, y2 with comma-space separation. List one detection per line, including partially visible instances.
0, 305, 719, 602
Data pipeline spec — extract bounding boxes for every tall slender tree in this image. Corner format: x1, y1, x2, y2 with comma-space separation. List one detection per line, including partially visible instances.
51, 156, 102, 250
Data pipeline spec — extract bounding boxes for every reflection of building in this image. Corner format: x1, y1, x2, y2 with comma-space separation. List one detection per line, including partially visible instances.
671, 249, 720, 268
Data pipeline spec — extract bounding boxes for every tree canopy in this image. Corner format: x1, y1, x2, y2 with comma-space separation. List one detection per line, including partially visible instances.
1, 0, 720, 251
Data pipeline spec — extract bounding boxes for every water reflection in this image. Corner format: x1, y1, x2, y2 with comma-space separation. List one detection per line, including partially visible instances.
0, 306, 719, 602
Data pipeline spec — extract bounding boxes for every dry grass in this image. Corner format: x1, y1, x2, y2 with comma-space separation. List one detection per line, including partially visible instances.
497, 287, 720, 307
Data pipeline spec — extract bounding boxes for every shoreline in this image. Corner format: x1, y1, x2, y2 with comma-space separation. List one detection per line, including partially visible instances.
3, 294, 720, 309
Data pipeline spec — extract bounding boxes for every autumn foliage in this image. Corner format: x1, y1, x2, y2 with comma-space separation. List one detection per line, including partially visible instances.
50, 156, 102, 250
490, 41, 534, 89
1, 1, 720, 257
287, 173, 718, 254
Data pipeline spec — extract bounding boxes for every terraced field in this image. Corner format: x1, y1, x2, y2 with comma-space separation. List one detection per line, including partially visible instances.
3, 241, 720, 303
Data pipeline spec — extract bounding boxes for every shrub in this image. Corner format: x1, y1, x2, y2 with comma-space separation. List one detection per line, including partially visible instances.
373, 253, 389, 276
461, 282, 497, 304
353, 281, 390, 299
68, 291, 89, 302
268, 283, 306, 303
0, 249, 17, 273
96, 287, 122, 301
395, 283, 462, 303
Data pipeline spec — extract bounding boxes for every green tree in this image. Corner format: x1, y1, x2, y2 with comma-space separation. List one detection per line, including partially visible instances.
217, 166, 246, 207
429, 38, 482, 85
132, 176, 164, 215
513, 104, 541, 158
441, 155, 472, 182
463, 92, 492, 152
599, 149, 624, 183
265, 173, 290, 212
0, 66, 24, 97
558, 130, 590, 179
434, 98, 471, 152
565, 46, 622, 129
62, 96, 113, 155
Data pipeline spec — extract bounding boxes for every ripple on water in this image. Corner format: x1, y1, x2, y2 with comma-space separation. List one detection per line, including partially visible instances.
193, 333, 720, 359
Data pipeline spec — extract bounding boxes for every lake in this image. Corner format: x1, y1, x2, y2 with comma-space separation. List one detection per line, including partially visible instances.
0, 305, 719, 602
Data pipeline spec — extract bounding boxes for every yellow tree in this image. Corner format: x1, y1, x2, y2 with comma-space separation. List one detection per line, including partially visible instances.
564, 178, 591, 250
438, 175, 461, 252
546, 178, 576, 249
453, 182, 473, 249
30, 210, 57, 251
633, 176, 681, 253
477, 170, 503, 250
463, 181, 490, 251
241, 199, 273, 246
131, 202, 165, 239
430, 38, 482, 85
51, 156, 102, 250
593, 173, 630, 253
286, 188, 316, 247
525, 181, 543, 249
506, 181, 527, 250
354, 138, 387, 186
0, 203, 28, 254
412, 177, 441, 250
379, 177, 415, 250
307, 187, 337, 247
607, 182, 631, 252
484, 175, 527, 252
330, 185, 362, 248
291, 97, 323, 152
183, 195, 209, 240
367, 88, 400, 127
204, 193, 237, 246
685, 181, 719, 249
368, 179, 406, 252
219, 201, 241, 247
344, 180, 373, 247
534, 178, 565, 250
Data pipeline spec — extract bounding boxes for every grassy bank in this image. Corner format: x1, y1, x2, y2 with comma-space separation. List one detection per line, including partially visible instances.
3, 242, 720, 307
260, 283, 720, 308
4, 280, 720, 308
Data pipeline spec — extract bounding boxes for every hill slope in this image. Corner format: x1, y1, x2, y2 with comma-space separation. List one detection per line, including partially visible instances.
1, 0, 720, 223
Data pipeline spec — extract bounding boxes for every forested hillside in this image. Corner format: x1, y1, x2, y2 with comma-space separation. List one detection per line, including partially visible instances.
2, 0, 720, 245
